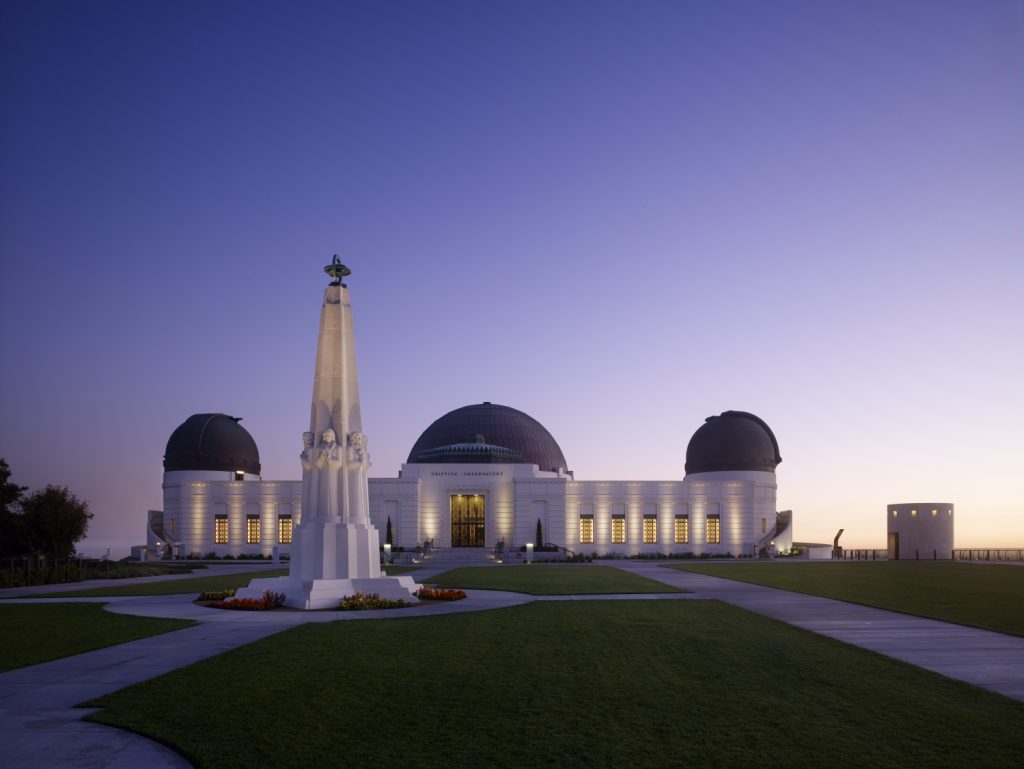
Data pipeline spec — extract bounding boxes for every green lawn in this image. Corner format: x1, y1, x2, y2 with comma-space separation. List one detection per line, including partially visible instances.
429, 564, 684, 594
381, 565, 420, 576
665, 562, 1024, 636
84, 600, 1023, 769
0, 603, 195, 672
23, 569, 289, 598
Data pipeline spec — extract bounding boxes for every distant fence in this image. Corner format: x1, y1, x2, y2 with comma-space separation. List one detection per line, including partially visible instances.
839, 549, 888, 560
1, 557, 118, 588
952, 549, 1024, 562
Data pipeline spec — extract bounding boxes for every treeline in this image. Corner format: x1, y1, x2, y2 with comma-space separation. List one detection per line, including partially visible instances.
0, 458, 93, 558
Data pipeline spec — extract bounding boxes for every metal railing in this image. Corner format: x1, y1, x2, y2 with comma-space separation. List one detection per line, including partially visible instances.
839, 549, 889, 561
952, 549, 1024, 562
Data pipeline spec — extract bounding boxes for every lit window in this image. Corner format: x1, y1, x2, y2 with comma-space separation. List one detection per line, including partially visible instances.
246, 515, 260, 544
931, 509, 937, 517
579, 515, 594, 544
643, 515, 657, 544
278, 515, 293, 544
214, 514, 228, 544
706, 514, 721, 544
674, 515, 689, 544
761, 517, 767, 533
947, 509, 952, 516
911, 509, 917, 517
892, 510, 898, 518
611, 515, 626, 544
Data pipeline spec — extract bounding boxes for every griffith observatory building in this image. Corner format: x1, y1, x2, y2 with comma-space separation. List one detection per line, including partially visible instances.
149, 405, 792, 560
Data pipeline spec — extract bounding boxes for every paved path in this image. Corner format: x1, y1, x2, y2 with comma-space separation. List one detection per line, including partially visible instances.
2, 561, 1023, 768
612, 561, 1024, 701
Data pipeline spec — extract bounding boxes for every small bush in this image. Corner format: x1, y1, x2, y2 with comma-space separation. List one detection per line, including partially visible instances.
415, 586, 467, 601
197, 588, 237, 601
207, 590, 285, 611
338, 592, 411, 611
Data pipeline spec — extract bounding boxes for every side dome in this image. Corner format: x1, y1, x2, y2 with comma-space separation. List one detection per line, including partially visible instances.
164, 413, 261, 474
685, 410, 781, 475
407, 402, 568, 472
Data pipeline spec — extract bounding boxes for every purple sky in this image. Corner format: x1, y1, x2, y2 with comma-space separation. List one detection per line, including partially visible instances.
2, 0, 1021, 556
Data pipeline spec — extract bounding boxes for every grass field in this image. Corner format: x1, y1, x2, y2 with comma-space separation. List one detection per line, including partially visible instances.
381, 565, 420, 576
0, 603, 195, 672
665, 562, 1024, 636
21, 568, 289, 598
428, 564, 684, 594
84, 600, 1024, 769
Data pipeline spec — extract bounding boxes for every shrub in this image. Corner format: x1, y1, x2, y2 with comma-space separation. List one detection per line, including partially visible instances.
206, 590, 285, 610
338, 592, 411, 611
415, 586, 467, 601
197, 588, 237, 601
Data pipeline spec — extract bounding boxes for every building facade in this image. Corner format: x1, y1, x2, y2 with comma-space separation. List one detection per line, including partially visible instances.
149, 405, 791, 559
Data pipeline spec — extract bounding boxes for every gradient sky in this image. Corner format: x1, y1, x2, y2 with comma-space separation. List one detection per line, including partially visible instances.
2, 0, 1021, 556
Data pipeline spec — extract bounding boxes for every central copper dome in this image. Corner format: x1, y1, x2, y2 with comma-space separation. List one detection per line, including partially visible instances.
407, 402, 568, 472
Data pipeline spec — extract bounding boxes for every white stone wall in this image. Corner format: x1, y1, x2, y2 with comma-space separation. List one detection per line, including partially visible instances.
159, 473, 301, 557
153, 465, 782, 559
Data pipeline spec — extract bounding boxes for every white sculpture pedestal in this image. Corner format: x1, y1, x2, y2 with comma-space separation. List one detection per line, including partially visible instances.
237, 521, 418, 609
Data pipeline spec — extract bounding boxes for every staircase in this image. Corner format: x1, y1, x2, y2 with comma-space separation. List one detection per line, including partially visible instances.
420, 547, 499, 566
756, 510, 792, 557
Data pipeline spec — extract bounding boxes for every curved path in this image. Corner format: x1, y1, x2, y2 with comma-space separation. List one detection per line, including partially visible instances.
2, 562, 1022, 768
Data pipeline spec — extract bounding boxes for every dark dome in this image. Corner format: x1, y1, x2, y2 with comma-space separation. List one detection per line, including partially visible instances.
407, 403, 568, 472
685, 410, 781, 475
164, 413, 261, 475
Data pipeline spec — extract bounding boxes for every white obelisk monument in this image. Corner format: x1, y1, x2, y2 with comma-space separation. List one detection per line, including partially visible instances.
236, 257, 418, 609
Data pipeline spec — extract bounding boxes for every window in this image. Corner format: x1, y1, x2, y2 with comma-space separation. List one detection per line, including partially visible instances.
931, 509, 937, 517
246, 515, 260, 544
611, 515, 626, 544
911, 509, 917, 517
214, 514, 228, 544
892, 510, 898, 517
579, 515, 594, 544
643, 515, 657, 544
761, 517, 767, 534
674, 515, 689, 544
706, 514, 721, 544
278, 515, 293, 544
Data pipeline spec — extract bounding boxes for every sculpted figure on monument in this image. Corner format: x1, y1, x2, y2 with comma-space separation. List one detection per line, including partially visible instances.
300, 431, 316, 522
320, 428, 343, 519
300, 431, 315, 469
348, 431, 371, 522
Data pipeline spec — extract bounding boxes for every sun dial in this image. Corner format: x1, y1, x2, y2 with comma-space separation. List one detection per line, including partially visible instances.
324, 254, 351, 285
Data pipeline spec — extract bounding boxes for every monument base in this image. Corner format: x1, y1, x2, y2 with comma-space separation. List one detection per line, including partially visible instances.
236, 574, 419, 610
233, 519, 419, 609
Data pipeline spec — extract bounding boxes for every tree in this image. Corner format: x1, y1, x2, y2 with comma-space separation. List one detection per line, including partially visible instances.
19, 485, 93, 558
385, 515, 394, 546
0, 458, 28, 556
535, 518, 544, 547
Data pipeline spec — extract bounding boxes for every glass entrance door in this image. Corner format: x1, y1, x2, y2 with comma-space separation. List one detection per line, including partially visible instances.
451, 494, 485, 547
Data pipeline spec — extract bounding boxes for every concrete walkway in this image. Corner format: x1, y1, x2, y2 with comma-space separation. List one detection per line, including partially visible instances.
2, 562, 1023, 768
612, 561, 1024, 702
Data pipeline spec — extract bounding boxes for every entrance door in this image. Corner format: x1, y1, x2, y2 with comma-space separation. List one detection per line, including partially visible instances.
451, 494, 485, 547
888, 532, 900, 560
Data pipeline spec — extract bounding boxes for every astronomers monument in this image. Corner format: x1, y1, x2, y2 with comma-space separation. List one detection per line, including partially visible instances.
235, 257, 418, 608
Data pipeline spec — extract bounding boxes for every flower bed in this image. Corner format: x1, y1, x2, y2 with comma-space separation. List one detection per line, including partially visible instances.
415, 586, 467, 601
206, 590, 285, 610
338, 592, 412, 611
197, 588, 236, 602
